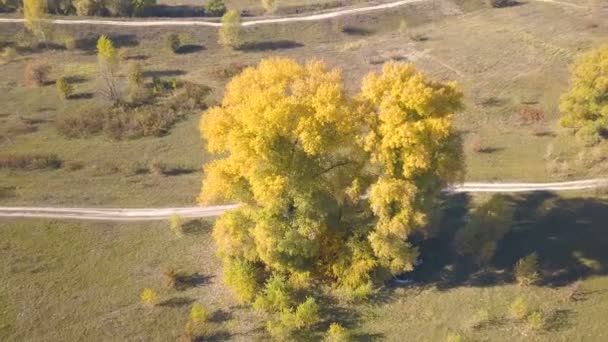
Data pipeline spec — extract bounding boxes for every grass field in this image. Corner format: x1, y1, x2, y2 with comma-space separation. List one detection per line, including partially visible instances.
1, 0, 608, 340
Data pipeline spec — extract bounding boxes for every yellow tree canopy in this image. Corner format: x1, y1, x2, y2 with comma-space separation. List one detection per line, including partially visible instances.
200, 57, 464, 299
560, 46, 608, 131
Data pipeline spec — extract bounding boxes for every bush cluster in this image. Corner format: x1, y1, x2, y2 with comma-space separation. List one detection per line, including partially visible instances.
0, 153, 62, 170
55, 105, 180, 139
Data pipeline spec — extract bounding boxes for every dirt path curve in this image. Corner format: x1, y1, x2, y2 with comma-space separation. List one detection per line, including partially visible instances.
0, 0, 587, 28
1, 179, 606, 221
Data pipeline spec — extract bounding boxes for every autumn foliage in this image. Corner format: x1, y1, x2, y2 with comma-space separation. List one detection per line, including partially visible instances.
199, 58, 464, 300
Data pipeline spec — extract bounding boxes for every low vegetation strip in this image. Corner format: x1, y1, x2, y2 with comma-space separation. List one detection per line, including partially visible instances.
1, 179, 607, 221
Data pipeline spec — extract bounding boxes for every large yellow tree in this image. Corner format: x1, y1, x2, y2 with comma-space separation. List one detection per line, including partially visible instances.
560, 46, 608, 145
200, 58, 463, 301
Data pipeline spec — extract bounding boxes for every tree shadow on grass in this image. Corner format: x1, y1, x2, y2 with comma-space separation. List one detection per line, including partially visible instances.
143, 69, 187, 78
238, 40, 304, 52
341, 26, 375, 36
415, 192, 608, 290
70, 93, 94, 100
159, 296, 195, 307
177, 45, 205, 54
182, 219, 212, 234
176, 273, 214, 290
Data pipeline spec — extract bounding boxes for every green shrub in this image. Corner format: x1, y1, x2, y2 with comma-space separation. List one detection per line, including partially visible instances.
0, 153, 62, 170
526, 310, 545, 331
454, 195, 513, 266
140, 288, 158, 307
56, 76, 73, 99
1, 47, 17, 62
169, 214, 183, 236
223, 258, 258, 303
575, 124, 602, 146
515, 253, 541, 286
509, 297, 528, 320
163, 33, 180, 53
253, 275, 294, 313
325, 323, 351, 342
218, 10, 242, 49
190, 303, 208, 324
74, 0, 97, 16
293, 297, 320, 328
206, 0, 226, 16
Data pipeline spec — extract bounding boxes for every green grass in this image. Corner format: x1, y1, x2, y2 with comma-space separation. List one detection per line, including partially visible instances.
0, 218, 263, 341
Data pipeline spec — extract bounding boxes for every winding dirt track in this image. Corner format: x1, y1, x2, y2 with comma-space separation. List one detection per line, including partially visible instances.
0, 0, 586, 28
1, 179, 607, 221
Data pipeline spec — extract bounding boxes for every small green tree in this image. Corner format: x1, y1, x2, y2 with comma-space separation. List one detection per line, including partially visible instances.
223, 258, 258, 303
74, 0, 97, 16
509, 296, 528, 320
127, 61, 147, 102
140, 288, 158, 307
515, 252, 540, 286
23, 0, 49, 45
293, 297, 320, 328
560, 46, 608, 141
169, 214, 183, 236
206, 0, 226, 16
96, 35, 120, 102
261, 0, 277, 14
218, 10, 242, 49
190, 303, 208, 324
164, 33, 181, 53
526, 310, 545, 331
325, 323, 351, 342
56, 76, 73, 99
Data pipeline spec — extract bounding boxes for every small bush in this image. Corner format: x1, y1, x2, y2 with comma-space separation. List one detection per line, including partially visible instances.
210, 63, 248, 80
468, 308, 491, 330
526, 310, 545, 331
74, 0, 98, 16
190, 303, 208, 324
56, 77, 73, 99
509, 297, 528, 320
206, 0, 226, 16
446, 332, 467, 342
518, 106, 545, 125
515, 253, 540, 286
293, 297, 320, 328
469, 135, 482, 153
24, 60, 51, 87
55, 108, 104, 138
575, 124, 601, 146
261, 0, 276, 14
1, 47, 17, 62
0, 153, 62, 170
169, 214, 184, 236
224, 258, 258, 303
325, 323, 351, 342
140, 288, 158, 307
164, 33, 181, 53
65, 160, 85, 171
168, 82, 211, 111
161, 265, 178, 289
